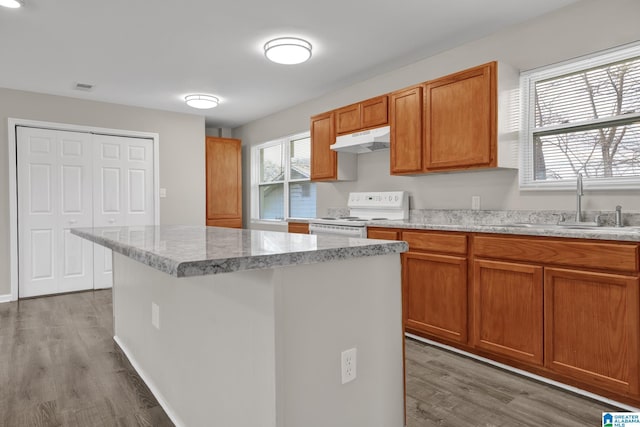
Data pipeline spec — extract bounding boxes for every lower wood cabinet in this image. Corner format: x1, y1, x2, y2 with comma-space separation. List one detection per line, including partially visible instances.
288, 222, 309, 234
383, 227, 640, 405
544, 267, 640, 395
472, 259, 543, 366
403, 252, 467, 344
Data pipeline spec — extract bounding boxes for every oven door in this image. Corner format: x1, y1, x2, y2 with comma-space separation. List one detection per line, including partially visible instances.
309, 223, 367, 238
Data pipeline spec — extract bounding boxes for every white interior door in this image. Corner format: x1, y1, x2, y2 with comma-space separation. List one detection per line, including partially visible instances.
92, 134, 155, 289
17, 127, 94, 298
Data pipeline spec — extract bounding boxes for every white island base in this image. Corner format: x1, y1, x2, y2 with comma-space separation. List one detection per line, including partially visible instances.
112, 252, 405, 427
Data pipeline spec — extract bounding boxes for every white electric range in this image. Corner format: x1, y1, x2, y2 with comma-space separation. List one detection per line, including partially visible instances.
308, 191, 409, 238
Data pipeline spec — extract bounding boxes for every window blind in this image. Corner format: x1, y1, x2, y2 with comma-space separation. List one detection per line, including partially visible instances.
520, 43, 640, 189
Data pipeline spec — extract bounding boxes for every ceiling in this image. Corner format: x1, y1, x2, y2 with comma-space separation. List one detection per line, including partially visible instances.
0, 0, 579, 129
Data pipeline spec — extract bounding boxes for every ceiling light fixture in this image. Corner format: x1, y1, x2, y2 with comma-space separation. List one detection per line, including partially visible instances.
185, 94, 219, 109
0, 0, 23, 8
264, 37, 312, 65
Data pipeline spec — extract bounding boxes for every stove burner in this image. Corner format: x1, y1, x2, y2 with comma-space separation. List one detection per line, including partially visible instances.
320, 217, 337, 220
338, 216, 359, 220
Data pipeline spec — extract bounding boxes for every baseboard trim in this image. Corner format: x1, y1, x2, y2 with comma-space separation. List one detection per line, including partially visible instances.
0, 294, 12, 303
113, 335, 185, 427
406, 333, 640, 412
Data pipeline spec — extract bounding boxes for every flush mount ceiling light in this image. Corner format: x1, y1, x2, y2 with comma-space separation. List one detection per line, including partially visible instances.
185, 94, 219, 109
264, 37, 312, 65
0, 0, 23, 8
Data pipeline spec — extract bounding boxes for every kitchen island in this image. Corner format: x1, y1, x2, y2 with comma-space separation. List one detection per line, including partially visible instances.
71, 225, 408, 427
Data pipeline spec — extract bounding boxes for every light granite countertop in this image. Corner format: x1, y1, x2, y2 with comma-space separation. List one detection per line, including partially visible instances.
290, 209, 640, 242
364, 219, 640, 242
71, 225, 408, 278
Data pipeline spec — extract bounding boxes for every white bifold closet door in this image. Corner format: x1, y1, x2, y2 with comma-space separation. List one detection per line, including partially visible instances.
17, 127, 155, 298
92, 135, 154, 289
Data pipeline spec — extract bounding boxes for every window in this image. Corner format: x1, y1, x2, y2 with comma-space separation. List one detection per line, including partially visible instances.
252, 132, 316, 221
520, 43, 640, 189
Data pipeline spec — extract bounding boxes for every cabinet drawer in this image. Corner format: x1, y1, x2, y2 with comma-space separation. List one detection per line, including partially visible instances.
288, 222, 309, 234
367, 228, 400, 240
474, 236, 639, 273
207, 218, 242, 228
402, 231, 467, 255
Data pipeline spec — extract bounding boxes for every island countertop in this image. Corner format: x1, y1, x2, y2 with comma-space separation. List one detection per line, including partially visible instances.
71, 225, 408, 278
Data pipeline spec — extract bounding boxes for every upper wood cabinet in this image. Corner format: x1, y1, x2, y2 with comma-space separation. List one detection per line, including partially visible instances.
310, 112, 336, 181
310, 112, 357, 182
390, 86, 423, 174
206, 137, 242, 228
424, 62, 496, 171
335, 95, 388, 135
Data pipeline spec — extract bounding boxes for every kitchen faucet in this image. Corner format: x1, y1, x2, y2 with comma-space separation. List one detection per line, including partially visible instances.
575, 173, 583, 222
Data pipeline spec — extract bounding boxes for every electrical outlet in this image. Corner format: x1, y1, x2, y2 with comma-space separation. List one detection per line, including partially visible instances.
159, 188, 167, 198
341, 348, 357, 384
472, 196, 481, 210
151, 302, 160, 329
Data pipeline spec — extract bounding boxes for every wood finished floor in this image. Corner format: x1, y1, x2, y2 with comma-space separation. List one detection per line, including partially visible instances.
0, 290, 621, 426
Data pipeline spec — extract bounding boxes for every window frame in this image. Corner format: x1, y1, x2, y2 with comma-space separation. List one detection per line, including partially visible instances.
251, 130, 314, 222
520, 42, 640, 190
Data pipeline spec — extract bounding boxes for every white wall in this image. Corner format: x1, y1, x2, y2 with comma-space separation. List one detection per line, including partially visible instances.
234, 0, 640, 222
0, 87, 205, 296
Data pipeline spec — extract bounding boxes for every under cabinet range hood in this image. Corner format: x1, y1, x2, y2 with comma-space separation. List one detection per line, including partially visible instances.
330, 126, 390, 154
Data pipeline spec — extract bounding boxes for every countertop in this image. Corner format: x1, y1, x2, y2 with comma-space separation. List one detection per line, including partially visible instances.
364, 220, 640, 242
290, 209, 640, 242
71, 225, 408, 278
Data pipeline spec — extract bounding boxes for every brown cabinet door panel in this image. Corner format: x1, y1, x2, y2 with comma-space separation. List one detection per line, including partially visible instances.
361, 95, 388, 129
390, 86, 423, 174
335, 104, 361, 135
473, 260, 543, 365
310, 112, 337, 181
544, 268, 640, 395
424, 62, 496, 171
403, 252, 467, 343
206, 137, 242, 226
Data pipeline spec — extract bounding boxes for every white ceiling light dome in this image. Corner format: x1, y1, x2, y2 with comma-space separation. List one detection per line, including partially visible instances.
0, 0, 23, 8
185, 94, 219, 109
264, 37, 312, 65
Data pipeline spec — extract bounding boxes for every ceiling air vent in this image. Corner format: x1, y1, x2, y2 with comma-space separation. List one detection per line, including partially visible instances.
74, 82, 94, 91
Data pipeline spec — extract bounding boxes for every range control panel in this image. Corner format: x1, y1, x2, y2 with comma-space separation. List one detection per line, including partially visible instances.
348, 191, 408, 209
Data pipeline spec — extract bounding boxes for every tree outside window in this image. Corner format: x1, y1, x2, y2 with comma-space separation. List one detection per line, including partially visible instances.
521, 44, 640, 188
254, 132, 316, 220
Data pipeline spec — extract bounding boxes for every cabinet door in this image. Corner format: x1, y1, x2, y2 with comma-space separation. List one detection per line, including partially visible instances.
403, 252, 467, 343
473, 260, 543, 365
335, 104, 361, 135
390, 86, 423, 174
310, 112, 337, 181
361, 95, 388, 129
424, 62, 496, 171
545, 268, 639, 395
206, 137, 242, 227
